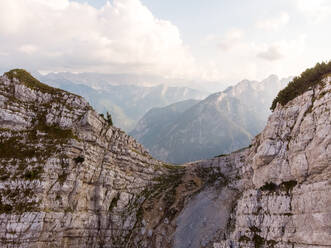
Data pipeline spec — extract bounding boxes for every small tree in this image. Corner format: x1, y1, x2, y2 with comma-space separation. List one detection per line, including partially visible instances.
106, 112, 113, 126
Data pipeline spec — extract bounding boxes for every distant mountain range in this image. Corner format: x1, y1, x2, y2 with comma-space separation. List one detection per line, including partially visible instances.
35, 71, 291, 164
130, 75, 291, 164
36, 72, 209, 131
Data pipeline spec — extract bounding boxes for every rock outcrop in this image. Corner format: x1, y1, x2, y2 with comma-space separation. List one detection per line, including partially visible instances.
0, 70, 167, 247
0, 69, 330, 248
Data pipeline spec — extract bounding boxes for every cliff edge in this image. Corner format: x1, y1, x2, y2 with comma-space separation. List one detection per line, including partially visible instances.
0, 69, 330, 248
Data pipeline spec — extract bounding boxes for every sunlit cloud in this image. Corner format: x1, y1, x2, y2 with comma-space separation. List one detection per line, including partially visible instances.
0, 0, 197, 79
218, 29, 244, 51
294, 0, 331, 23
257, 45, 283, 61
0, 0, 329, 90
256, 12, 290, 31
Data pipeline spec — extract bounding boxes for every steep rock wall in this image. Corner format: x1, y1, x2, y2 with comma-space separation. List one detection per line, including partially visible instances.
0, 72, 167, 247
228, 75, 331, 248
149, 75, 331, 248
0, 71, 330, 248
204, 75, 331, 248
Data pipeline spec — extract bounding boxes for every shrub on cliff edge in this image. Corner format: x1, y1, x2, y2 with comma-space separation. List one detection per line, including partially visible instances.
271, 61, 331, 111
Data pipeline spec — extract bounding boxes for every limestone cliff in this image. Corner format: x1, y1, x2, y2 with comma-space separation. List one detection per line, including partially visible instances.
0, 69, 167, 247
0, 69, 330, 248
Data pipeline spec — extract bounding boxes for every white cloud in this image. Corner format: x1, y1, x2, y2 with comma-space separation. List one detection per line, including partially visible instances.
256, 12, 290, 31
218, 29, 244, 51
257, 36, 306, 62
19, 44, 38, 55
0, 0, 324, 89
294, 0, 331, 23
0, 0, 197, 79
204, 28, 307, 84
257, 45, 283, 61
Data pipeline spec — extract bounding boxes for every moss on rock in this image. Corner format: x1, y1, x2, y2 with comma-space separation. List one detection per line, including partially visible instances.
5, 69, 65, 95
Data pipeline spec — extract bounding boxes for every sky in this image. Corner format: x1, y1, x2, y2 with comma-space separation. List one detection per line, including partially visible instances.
0, 0, 330, 90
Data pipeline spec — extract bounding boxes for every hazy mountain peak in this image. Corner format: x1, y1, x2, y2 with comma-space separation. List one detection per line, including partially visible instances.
35, 72, 209, 131
264, 74, 279, 81
131, 74, 291, 163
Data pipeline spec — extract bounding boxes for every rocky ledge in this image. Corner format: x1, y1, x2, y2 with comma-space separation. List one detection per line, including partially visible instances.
0, 69, 330, 248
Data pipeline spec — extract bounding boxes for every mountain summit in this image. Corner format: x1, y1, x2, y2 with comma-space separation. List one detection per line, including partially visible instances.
131, 75, 290, 163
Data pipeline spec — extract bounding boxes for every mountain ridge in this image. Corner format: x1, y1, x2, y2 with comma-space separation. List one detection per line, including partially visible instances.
0, 67, 330, 248
131, 74, 290, 163
36, 72, 209, 131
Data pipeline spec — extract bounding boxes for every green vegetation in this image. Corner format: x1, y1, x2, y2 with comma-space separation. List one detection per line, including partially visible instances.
0, 118, 76, 161
260, 180, 297, 195
0, 194, 13, 214
267, 240, 278, 247
238, 227, 278, 248
131, 148, 143, 155
108, 193, 120, 211
250, 226, 261, 233
4, 69, 65, 94
38, 123, 76, 140
239, 235, 250, 242
0, 168, 9, 181
281, 180, 297, 192
271, 61, 331, 110
34, 113, 77, 141
57, 172, 69, 185
0, 188, 39, 214
151, 171, 184, 202
0, 202, 13, 214
0, 136, 38, 159
100, 111, 113, 126
0, 70, 87, 215
162, 163, 183, 170
252, 233, 265, 248
260, 182, 278, 191
0, 114, 77, 213
127, 167, 185, 232
215, 153, 228, 158
195, 166, 228, 187
64, 207, 74, 213
73, 156, 85, 164
23, 166, 43, 180
106, 112, 113, 126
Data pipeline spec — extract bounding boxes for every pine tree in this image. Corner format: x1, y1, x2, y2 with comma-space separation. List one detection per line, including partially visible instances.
106, 112, 113, 126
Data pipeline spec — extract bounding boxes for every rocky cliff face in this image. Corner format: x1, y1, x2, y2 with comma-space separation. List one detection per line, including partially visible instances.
0, 70, 330, 248
214, 74, 331, 248
0, 70, 167, 247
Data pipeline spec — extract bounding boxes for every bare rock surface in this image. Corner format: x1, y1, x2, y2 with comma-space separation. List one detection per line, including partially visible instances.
0, 71, 330, 247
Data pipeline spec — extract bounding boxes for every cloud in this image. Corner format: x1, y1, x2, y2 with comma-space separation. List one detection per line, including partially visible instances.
293, 0, 331, 23
256, 12, 289, 31
0, 0, 321, 90
0, 0, 197, 79
257, 35, 306, 62
19, 44, 38, 55
204, 28, 307, 85
257, 45, 283, 61
218, 29, 244, 51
